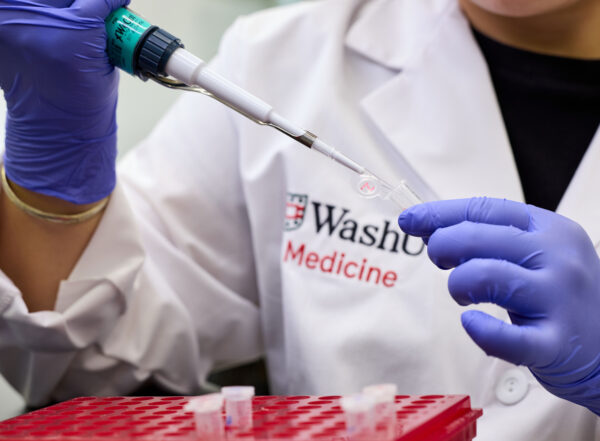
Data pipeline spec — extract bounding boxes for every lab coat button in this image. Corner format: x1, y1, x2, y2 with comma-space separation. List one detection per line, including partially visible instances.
495, 368, 529, 405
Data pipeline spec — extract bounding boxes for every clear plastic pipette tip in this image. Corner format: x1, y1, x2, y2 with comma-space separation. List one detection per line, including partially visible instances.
311, 136, 423, 211
264, 112, 420, 209
311, 138, 366, 175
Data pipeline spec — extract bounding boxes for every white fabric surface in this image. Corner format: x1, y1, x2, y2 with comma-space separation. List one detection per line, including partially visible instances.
0, 0, 599, 438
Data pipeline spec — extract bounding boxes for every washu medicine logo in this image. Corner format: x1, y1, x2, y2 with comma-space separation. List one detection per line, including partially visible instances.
283, 192, 425, 288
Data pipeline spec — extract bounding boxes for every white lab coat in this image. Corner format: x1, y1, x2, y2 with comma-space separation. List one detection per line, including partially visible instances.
0, 0, 599, 438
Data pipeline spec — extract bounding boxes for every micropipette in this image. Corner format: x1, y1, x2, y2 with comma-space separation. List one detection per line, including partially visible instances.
105, 8, 423, 210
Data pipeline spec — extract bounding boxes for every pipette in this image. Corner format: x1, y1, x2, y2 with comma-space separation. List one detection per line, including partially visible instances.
165, 48, 366, 177
105, 8, 423, 210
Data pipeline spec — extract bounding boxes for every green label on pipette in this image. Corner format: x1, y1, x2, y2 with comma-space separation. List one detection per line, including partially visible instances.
105, 8, 153, 74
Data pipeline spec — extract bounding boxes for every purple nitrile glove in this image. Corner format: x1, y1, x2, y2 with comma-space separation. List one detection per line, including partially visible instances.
0, 0, 130, 204
398, 197, 600, 415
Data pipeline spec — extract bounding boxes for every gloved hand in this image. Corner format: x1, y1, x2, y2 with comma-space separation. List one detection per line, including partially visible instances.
0, 0, 129, 204
398, 197, 600, 415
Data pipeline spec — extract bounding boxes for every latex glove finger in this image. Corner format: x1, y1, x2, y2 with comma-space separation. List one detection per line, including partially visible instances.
461, 310, 547, 367
398, 197, 531, 238
72, 0, 130, 18
426, 222, 537, 269
20, 0, 73, 7
448, 258, 545, 315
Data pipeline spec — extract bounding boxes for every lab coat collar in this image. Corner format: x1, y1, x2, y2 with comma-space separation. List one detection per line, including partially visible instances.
346, 0, 600, 245
346, 0, 524, 202
346, 0, 454, 71
557, 127, 600, 248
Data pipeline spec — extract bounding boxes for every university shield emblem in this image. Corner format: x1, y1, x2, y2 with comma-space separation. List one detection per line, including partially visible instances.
285, 193, 308, 231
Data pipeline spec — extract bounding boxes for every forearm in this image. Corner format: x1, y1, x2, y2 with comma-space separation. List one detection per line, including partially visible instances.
0, 181, 105, 312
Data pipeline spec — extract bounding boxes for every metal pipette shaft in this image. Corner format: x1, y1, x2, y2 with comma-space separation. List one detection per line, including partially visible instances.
164, 48, 366, 176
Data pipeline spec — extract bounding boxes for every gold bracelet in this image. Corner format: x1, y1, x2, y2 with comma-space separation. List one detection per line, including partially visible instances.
1, 166, 108, 225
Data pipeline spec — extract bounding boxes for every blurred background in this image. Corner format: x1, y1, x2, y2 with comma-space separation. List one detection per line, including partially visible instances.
0, 0, 298, 421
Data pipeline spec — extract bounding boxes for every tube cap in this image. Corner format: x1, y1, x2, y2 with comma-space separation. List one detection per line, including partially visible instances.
221, 386, 255, 402
362, 384, 398, 404
340, 394, 376, 413
185, 394, 224, 414
137, 28, 183, 77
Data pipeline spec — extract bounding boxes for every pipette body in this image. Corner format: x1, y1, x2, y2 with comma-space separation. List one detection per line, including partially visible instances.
105, 7, 365, 176
164, 48, 366, 175
105, 8, 422, 210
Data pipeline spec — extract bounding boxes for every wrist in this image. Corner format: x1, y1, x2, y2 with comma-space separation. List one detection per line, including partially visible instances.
1, 167, 109, 224
9, 178, 106, 216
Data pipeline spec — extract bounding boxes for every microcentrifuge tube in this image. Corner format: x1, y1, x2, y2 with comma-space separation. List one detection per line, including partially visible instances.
355, 172, 423, 211
363, 384, 397, 441
184, 393, 225, 440
221, 386, 255, 431
340, 394, 377, 441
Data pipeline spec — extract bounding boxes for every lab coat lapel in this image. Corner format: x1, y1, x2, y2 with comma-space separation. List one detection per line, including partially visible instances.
557, 127, 600, 247
347, 0, 523, 201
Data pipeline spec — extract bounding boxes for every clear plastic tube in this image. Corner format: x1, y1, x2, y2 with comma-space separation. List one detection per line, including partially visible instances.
340, 394, 377, 441
185, 394, 225, 440
355, 171, 423, 211
221, 386, 255, 431
363, 384, 397, 441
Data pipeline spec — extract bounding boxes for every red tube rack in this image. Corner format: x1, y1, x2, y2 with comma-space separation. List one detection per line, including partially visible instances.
0, 395, 482, 441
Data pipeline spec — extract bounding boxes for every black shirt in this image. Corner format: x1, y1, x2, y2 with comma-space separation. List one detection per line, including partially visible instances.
473, 28, 600, 211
